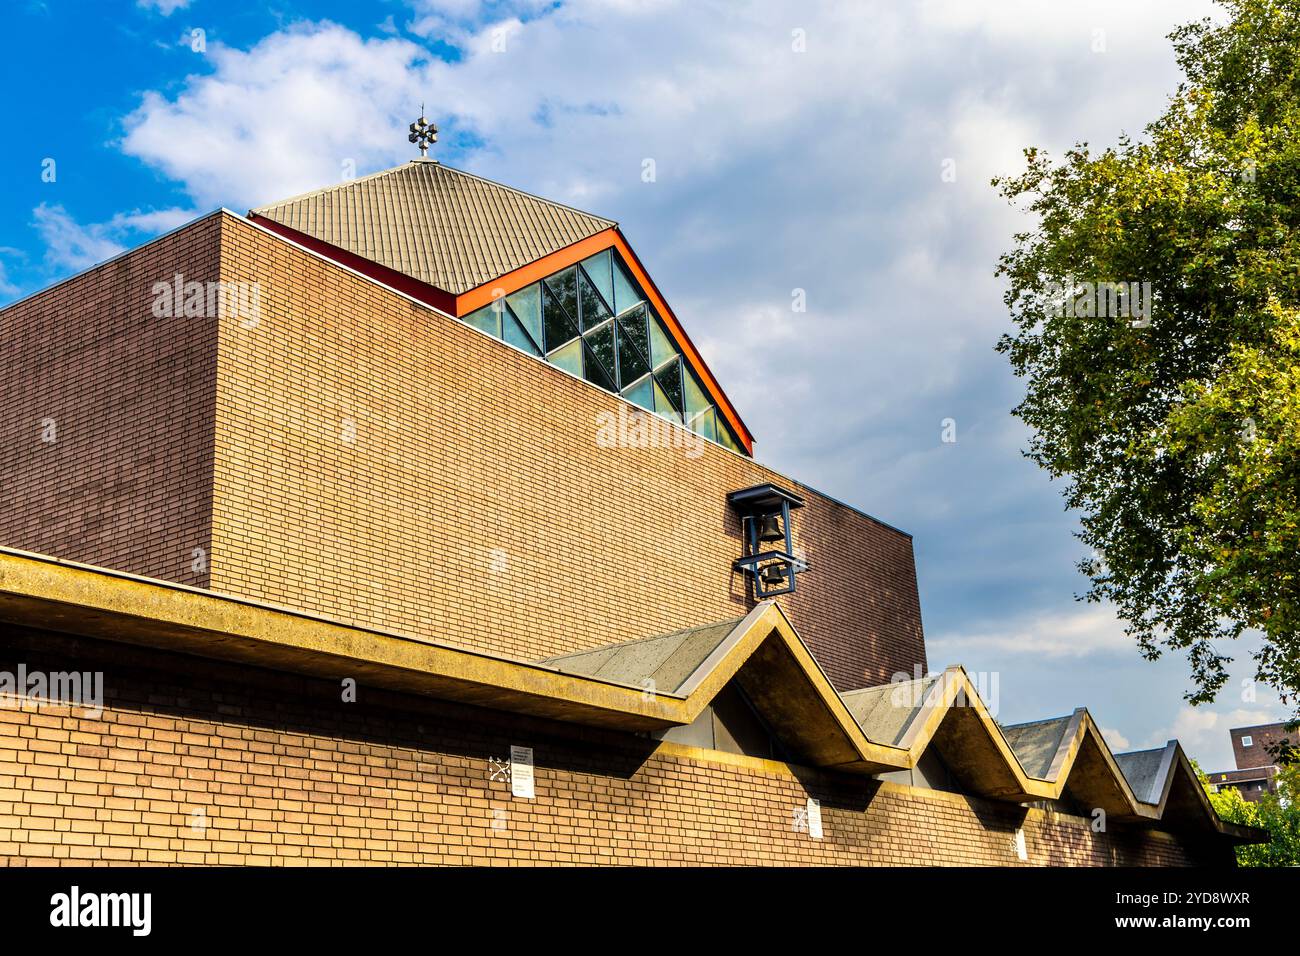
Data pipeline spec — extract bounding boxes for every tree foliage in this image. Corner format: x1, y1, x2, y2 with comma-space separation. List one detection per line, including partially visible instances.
1200, 759, 1300, 866
995, 0, 1300, 712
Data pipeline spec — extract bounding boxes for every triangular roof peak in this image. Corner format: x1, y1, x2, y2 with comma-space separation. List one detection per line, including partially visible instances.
249, 159, 755, 453
251, 160, 616, 295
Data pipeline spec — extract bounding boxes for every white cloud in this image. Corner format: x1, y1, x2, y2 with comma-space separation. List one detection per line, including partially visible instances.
32, 204, 196, 273
1147, 705, 1282, 772
137, 0, 191, 15
928, 606, 1134, 660
0, 262, 19, 299
122, 24, 439, 209
1099, 726, 1131, 751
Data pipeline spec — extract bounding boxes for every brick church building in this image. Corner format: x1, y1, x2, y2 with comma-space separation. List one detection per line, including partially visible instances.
0, 152, 1262, 865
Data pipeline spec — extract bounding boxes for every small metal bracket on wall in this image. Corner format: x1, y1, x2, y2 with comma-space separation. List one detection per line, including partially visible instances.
727, 483, 808, 598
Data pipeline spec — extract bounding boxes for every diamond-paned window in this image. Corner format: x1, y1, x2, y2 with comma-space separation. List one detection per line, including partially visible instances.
460, 248, 747, 453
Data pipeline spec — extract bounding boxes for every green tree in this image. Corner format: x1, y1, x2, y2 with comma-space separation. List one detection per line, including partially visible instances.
1200, 761, 1300, 865
995, 0, 1300, 711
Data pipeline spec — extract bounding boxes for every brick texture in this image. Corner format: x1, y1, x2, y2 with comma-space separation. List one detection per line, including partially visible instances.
210, 213, 925, 690
0, 629, 1228, 867
1231, 723, 1297, 770
0, 218, 218, 586
0, 212, 925, 691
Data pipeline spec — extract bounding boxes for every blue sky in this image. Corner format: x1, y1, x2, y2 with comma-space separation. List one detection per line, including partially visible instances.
0, 0, 1286, 771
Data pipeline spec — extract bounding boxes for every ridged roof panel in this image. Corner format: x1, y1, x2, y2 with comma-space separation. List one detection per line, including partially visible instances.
251, 160, 616, 295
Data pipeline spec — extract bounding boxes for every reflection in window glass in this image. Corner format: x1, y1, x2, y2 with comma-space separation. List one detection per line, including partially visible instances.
581, 250, 614, 308
456, 249, 748, 455
683, 367, 711, 419
613, 256, 640, 315
648, 311, 678, 369
548, 267, 578, 323
652, 379, 682, 423
465, 303, 501, 337
503, 306, 541, 355
616, 319, 650, 388
578, 270, 612, 331
718, 423, 745, 455
507, 284, 543, 349
547, 338, 582, 376
584, 320, 618, 385
689, 407, 718, 443
655, 357, 684, 413
543, 283, 579, 351
622, 376, 654, 411
583, 340, 617, 392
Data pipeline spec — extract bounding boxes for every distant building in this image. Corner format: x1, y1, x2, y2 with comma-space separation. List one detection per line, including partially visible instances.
1208, 722, 1298, 802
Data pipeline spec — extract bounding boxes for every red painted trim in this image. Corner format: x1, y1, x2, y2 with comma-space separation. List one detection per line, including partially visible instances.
248, 216, 458, 315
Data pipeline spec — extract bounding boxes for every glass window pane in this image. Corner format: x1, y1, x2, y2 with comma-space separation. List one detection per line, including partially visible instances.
652, 379, 683, 424
464, 303, 502, 338
649, 310, 678, 369
578, 269, 613, 331
613, 256, 641, 315
543, 282, 579, 351
622, 376, 654, 411
619, 303, 649, 356
584, 321, 617, 386
683, 367, 711, 418
718, 421, 745, 454
655, 357, 684, 413
615, 319, 650, 388
580, 250, 614, 309
547, 338, 583, 377
507, 283, 543, 349
583, 340, 617, 392
689, 407, 718, 443
546, 267, 578, 325
504, 306, 541, 355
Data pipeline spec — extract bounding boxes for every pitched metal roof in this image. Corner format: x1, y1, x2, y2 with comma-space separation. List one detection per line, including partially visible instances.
1000, 714, 1076, 779
1114, 746, 1175, 805
250, 160, 616, 295
542, 618, 745, 695
840, 676, 940, 746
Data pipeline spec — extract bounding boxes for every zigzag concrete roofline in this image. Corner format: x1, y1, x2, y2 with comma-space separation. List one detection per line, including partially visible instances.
0, 547, 1260, 844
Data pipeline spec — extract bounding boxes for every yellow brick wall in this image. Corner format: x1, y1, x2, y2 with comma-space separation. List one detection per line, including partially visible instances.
0, 630, 1227, 866
212, 214, 926, 690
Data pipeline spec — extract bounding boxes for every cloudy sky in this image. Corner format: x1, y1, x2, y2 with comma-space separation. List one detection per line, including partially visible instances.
0, 0, 1285, 770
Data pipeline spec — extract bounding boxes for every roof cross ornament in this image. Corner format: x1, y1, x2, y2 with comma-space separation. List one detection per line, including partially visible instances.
408, 106, 438, 158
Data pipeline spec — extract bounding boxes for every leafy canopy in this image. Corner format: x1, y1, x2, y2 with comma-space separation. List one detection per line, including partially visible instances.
995, 0, 1300, 713
1200, 758, 1300, 866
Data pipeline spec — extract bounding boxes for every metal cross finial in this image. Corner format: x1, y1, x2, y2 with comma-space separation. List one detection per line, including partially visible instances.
408, 106, 438, 158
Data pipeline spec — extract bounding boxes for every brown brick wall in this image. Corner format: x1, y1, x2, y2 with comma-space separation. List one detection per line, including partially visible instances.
211, 214, 926, 690
0, 629, 1228, 866
1231, 724, 1297, 770
0, 217, 219, 587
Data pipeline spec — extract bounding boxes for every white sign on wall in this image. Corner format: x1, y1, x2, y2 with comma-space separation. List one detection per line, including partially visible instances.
806, 798, 823, 839
510, 745, 535, 799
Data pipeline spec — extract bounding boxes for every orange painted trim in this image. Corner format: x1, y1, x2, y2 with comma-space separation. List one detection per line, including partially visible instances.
454, 228, 755, 453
